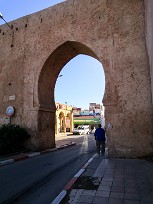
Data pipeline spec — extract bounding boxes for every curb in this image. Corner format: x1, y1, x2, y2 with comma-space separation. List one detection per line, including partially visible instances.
0, 142, 76, 167
51, 153, 97, 204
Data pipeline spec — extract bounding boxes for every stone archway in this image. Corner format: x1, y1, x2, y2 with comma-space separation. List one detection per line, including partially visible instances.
37, 41, 104, 150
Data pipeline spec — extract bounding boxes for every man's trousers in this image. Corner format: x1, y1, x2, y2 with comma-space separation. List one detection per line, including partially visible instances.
96, 141, 105, 155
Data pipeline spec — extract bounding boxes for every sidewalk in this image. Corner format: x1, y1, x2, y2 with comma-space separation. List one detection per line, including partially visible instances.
61, 154, 153, 204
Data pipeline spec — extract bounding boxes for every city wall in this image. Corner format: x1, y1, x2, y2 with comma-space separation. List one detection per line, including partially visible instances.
0, 0, 153, 157
145, 0, 153, 103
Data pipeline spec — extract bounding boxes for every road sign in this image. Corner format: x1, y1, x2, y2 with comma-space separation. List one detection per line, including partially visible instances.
6, 106, 15, 118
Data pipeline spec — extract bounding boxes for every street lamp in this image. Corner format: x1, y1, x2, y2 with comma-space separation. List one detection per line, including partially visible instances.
0, 12, 12, 29
58, 74, 63, 78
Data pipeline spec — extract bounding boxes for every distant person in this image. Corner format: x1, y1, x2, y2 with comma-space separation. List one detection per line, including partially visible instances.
94, 124, 106, 156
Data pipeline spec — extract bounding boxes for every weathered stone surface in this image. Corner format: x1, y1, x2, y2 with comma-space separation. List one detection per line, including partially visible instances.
145, 0, 153, 102
0, 0, 153, 156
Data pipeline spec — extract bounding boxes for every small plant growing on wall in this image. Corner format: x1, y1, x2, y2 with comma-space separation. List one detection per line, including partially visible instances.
0, 124, 30, 155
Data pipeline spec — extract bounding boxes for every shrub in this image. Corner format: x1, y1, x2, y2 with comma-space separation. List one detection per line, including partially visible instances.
0, 124, 30, 155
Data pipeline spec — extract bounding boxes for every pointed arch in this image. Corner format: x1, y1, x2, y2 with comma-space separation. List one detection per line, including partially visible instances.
38, 41, 101, 108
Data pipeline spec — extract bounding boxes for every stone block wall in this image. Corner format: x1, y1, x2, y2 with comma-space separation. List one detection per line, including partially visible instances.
145, 0, 153, 103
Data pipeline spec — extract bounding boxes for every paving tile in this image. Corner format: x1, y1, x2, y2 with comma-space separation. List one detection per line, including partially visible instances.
98, 185, 111, 191
93, 175, 104, 178
70, 197, 80, 203
113, 178, 125, 183
125, 180, 136, 186
107, 168, 115, 172
102, 178, 114, 182
124, 200, 140, 204
125, 184, 136, 188
108, 198, 124, 204
107, 163, 115, 167
125, 179, 136, 183
68, 196, 76, 203
105, 171, 114, 174
114, 175, 125, 179
112, 181, 124, 187
93, 171, 105, 177
111, 186, 124, 193
82, 190, 96, 196
125, 188, 138, 194
69, 189, 78, 197
94, 175, 104, 178
107, 168, 115, 171
78, 195, 94, 203
94, 167, 105, 172
124, 193, 140, 200
96, 190, 110, 197
76, 203, 91, 204
114, 169, 124, 173
110, 192, 124, 199
104, 174, 114, 177
101, 181, 113, 186
71, 189, 84, 202
75, 203, 89, 204
75, 189, 84, 197
113, 178, 124, 182
116, 170, 125, 173
125, 175, 135, 179
125, 172, 135, 176
93, 196, 109, 204
83, 169, 96, 176
114, 173, 125, 178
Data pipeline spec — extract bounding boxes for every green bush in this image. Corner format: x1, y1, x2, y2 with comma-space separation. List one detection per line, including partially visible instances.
0, 124, 30, 155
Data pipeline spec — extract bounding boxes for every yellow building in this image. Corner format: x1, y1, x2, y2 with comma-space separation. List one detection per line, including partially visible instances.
55, 103, 73, 134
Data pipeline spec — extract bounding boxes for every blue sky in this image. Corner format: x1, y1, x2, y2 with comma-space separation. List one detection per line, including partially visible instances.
0, 0, 66, 24
55, 55, 105, 109
0, 0, 105, 109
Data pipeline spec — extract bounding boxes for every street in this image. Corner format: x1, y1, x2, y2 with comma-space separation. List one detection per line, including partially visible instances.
0, 134, 96, 204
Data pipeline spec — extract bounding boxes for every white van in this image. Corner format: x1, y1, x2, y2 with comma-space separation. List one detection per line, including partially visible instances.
73, 125, 90, 135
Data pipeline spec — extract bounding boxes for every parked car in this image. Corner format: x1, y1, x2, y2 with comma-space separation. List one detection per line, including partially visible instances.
90, 127, 96, 134
73, 125, 90, 135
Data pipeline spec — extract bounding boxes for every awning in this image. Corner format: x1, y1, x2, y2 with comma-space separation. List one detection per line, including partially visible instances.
73, 118, 100, 125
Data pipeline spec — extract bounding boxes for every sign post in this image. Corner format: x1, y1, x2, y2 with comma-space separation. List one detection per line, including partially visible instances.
6, 106, 15, 124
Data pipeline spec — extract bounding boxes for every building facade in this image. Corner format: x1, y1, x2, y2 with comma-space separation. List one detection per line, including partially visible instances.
73, 103, 104, 129
55, 103, 73, 134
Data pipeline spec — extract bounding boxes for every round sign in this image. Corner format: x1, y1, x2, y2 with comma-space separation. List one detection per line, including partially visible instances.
6, 106, 15, 118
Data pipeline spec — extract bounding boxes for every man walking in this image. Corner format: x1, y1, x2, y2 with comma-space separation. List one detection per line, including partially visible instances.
94, 124, 106, 156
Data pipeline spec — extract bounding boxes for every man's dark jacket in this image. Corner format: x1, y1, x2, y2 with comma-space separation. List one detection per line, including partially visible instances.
94, 127, 106, 141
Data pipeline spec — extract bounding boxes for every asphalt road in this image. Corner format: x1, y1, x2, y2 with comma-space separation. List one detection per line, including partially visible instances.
0, 134, 96, 204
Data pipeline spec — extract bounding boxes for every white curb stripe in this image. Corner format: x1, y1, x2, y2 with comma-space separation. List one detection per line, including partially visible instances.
28, 152, 40, 157
74, 168, 85, 177
0, 143, 75, 168
50, 154, 96, 203
51, 190, 67, 204
87, 157, 93, 163
0, 159, 14, 166
92, 153, 98, 158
